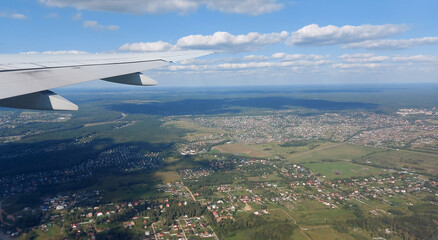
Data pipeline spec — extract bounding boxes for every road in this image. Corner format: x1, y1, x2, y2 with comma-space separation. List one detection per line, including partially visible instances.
177, 219, 188, 240
151, 222, 158, 240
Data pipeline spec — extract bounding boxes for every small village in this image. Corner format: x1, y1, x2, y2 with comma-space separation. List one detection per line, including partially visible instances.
0, 112, 72, 144
0, 147, 162, 196
1, 153, 436, 239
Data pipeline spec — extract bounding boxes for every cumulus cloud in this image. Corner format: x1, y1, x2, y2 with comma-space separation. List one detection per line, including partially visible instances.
176, 31, 288, 51
286, 23, 438, 50
344, 37, 438, 50
169, 59, 329, 71
272, 53, 327, 60
120, 25, 436, 52
339, 53, 389, 63
39, 0, 283, 15
167, 52, 330, 72
120, 31, 288, 52
243, 53, 327, 61
287, 24, 408, 46
331, 63, 385, 70
83, 20, 119, 31
242, 55, 270, 61
153, 52, 438, 84
0, 12, 27, 20
119, 41, 175, 52
170, 52, 437, 73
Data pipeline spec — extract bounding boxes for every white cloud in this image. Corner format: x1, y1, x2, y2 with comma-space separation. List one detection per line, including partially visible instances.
169, 59, 330, 71
243, 53, 327, 61
331, 63, 385, 70
243, 55, 270, 61
153, 52, 438, 85
272, 53, 327, 60
392, 55, 438, 62
167, 52, 330, 72
176, 31, 288, 51
120, 26, 436, 53
83, 20, 119, 31
39, 0, 283, 15
11, 13, 27, 20
344, 37, 438, 50
339, 53, 389, 63
120, 31, 288, 52
205, 0, 283, 15
177, 53, 328, 66
287, 24, 408, 46
0, 12, 27, 20
119, 41, 175, 52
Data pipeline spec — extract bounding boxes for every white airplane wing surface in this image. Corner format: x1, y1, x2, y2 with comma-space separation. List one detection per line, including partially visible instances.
0, 50, 211, 110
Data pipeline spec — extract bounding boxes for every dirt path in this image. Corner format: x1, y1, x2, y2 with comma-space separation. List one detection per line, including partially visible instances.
184, 186, 197, 202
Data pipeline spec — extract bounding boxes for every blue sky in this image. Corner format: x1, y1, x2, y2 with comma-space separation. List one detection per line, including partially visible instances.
1, 0, 438, 87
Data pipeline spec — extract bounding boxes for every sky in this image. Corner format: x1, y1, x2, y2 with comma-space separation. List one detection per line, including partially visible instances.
1, 0, 438, 87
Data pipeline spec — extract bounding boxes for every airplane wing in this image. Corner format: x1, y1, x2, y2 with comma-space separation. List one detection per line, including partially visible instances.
0, 50, 211, 110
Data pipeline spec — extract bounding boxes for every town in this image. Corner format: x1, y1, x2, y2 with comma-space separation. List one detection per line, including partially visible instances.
169, 109, 438, 154
0, 106, 437, 239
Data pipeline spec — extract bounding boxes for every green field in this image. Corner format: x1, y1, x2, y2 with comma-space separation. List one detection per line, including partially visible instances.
358, 149, 438, 176
291, 200, 356, 226
304, 162, 385, 180
251, 141, 332, 160
288, 143, 378, 163
154, 170, 181, 183
212, 143, 269, 158
17, 224, 64, 240
251, 142, 379, 164
248, 172, 282, 182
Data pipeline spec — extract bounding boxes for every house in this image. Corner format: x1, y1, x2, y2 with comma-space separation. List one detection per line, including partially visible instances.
123, 221, 135, 228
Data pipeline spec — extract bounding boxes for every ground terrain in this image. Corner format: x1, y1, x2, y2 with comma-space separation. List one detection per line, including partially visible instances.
0, 85, 437, 240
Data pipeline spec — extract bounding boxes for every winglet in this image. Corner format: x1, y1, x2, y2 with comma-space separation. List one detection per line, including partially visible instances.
0, 90, 78, 111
